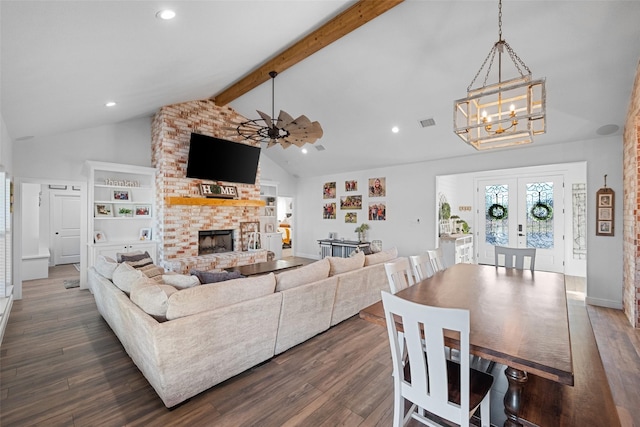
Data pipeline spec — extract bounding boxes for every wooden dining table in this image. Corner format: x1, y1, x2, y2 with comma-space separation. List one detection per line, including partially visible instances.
359, 263, 573, 427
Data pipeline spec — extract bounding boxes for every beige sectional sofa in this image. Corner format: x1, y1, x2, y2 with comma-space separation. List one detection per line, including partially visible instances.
88, 247, 397, 408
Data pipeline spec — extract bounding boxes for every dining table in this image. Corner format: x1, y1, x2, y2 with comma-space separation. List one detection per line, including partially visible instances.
359, 263, 573, 427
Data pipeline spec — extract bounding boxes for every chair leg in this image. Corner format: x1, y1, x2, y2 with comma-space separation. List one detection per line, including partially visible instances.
393, 389, 404, 427
480, 395, 491, 427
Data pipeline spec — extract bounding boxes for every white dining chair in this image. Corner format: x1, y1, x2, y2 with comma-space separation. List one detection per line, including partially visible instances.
384, 258, 416, 294
381, 292, 493, 427
426, 248, 446, 273
494, 246, 537, 271
409, 253, 434, 282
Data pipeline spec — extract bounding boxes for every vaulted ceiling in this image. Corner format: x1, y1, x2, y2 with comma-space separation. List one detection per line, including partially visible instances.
2, 1, 640, 177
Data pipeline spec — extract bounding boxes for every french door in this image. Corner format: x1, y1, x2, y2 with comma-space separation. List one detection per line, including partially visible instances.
476, 175, 564, 272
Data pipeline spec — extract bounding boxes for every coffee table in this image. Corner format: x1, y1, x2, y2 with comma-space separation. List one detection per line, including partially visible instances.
225, 256, 314, 277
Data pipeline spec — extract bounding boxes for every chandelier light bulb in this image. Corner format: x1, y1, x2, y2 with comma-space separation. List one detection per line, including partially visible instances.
156, 10, 176, 20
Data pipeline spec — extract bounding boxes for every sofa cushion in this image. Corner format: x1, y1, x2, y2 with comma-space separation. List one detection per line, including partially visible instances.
190, 269, 244, 284
166, 273, 277, 320
94, 255, 118, 280
275, 258, 330, 292
162, 274, 200, 289
111, 262, 145, 294
328, 251, 365, 276
364, 247, 398, 266
130, 276, 178, 321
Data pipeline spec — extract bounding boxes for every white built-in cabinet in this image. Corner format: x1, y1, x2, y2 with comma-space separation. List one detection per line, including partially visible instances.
84, 161, 157, 268
259, 182, 283, 259
440, 234, 474, 267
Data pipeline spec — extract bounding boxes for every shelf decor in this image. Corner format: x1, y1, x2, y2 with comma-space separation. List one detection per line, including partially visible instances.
95, 203, 113, 217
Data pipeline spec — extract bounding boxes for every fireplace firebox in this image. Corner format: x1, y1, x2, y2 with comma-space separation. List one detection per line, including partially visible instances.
198, 230, 234, 255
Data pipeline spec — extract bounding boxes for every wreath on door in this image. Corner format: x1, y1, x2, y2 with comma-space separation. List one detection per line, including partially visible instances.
531, 202, 553, 221
488, 203, 508, 220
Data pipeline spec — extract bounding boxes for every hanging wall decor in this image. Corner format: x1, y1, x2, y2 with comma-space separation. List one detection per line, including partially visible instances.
596, 175, 614, 236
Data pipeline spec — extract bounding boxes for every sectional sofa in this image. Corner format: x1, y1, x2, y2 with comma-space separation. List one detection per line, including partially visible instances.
88, 248, 397, 407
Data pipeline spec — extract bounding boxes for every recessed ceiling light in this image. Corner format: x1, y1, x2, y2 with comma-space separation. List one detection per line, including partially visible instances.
391, 126, 399, 133
156, 9, 176, 20
105, 101, 117, 107
301, 148, 308, 154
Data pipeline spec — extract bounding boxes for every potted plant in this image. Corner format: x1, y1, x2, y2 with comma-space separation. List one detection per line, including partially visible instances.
354, 223, 370, 242
117, 207, 133, 217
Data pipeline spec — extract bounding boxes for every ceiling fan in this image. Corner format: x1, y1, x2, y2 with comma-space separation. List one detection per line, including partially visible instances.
230, 71, 323, 149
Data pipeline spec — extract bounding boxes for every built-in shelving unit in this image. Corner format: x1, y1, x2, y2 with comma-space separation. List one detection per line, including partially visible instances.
259, 182, 282, 259
85, 161, 158, 267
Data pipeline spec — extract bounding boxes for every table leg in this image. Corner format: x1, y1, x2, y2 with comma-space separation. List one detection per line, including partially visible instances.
504, 367, 528, 427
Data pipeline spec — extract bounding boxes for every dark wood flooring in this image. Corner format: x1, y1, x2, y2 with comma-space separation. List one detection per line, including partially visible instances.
0, 265, 638, 426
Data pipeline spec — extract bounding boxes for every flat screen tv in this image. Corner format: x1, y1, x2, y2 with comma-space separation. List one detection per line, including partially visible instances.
186, 133, 261, 184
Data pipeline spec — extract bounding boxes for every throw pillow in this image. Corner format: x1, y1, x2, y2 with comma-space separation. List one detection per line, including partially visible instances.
116, 250, 144, 263
162, 274, 200, 289
189, 269, 244, 284
121, 251, 154, 269
112, 262, 145, 294
328, 251, 365, 276
364, 247, 398, 266
166, 273, 277, 320
275, 258, 330, 292
130, 276, 178, 321
94, 255, 118, 279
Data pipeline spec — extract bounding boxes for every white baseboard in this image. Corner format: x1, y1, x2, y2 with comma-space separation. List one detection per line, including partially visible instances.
297, 252, 321, 260
585, 296, 623, 310
0, 295, 14, 346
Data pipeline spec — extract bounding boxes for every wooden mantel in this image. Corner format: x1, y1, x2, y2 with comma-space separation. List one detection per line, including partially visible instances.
165, 197, 265, 207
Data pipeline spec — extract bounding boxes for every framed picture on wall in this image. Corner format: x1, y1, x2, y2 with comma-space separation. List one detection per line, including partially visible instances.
323, 182, 336, 199
345, 180, 358, 192
596, 186, 614, 236
368, 177, 386, 197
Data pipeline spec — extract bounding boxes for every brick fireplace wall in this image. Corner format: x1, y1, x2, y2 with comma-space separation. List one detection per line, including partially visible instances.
151, 99, 265, 271
623, 62, 640, 328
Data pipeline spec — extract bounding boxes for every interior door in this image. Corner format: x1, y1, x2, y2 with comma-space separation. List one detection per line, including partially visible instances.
477, 175, 564, 272
52, 193, 81, 265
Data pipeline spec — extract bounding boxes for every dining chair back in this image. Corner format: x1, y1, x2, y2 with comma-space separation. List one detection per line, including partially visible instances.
409, 253, 433, 282
381, 291, 493, 427
384, 258, 416, 294
494, 246, 536, 271
426, 248, 446, 273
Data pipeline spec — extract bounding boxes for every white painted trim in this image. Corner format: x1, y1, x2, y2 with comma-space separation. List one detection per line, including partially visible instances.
585, 296, 623, 310
0, 295, 14, 346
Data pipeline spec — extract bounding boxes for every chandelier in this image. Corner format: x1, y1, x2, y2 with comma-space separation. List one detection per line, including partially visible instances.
233, 71, 323, 149
453, 0, 546, 150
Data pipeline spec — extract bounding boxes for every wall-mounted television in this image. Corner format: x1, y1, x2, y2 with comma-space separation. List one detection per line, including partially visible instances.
186, 133, 261, 184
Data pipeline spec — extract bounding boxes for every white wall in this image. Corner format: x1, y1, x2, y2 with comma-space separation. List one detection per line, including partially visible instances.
258, 152, 298, 197
295, 137, 624, 308
12, 117, 153, 181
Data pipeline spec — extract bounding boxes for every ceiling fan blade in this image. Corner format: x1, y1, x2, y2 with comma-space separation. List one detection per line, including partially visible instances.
267, 139, 278, 148
277, 110, 295, 128
256, 110, 273, 128
280, 140, 293, 149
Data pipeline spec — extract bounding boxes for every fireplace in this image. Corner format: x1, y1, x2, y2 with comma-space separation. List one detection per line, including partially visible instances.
198, 230, 234, 255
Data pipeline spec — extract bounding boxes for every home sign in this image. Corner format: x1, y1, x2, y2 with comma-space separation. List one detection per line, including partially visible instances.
200, 183, 238, 199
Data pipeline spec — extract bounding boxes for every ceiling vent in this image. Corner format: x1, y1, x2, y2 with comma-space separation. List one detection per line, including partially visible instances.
315, 144, 326, 151
420, 118, 436, 128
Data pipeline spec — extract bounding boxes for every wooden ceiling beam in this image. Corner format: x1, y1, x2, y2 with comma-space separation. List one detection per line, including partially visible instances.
212, 0, 404, 106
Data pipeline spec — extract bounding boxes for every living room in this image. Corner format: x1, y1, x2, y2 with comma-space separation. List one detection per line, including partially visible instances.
1, 1, 640, 425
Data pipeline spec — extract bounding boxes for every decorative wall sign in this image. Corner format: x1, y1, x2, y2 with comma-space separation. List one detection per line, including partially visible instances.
200, 183, 238, 199
596, 175, 614, 236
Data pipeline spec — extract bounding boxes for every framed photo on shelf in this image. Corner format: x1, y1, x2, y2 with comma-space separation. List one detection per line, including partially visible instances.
111, 189, 131, 201
115, 205, 134, 217
139, 228, 151, 240
94, 203, 113, 217
134, 204, 151, 217
265, 223, 275, 233
595, 187, 614, 236
94, 231, 107, 243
